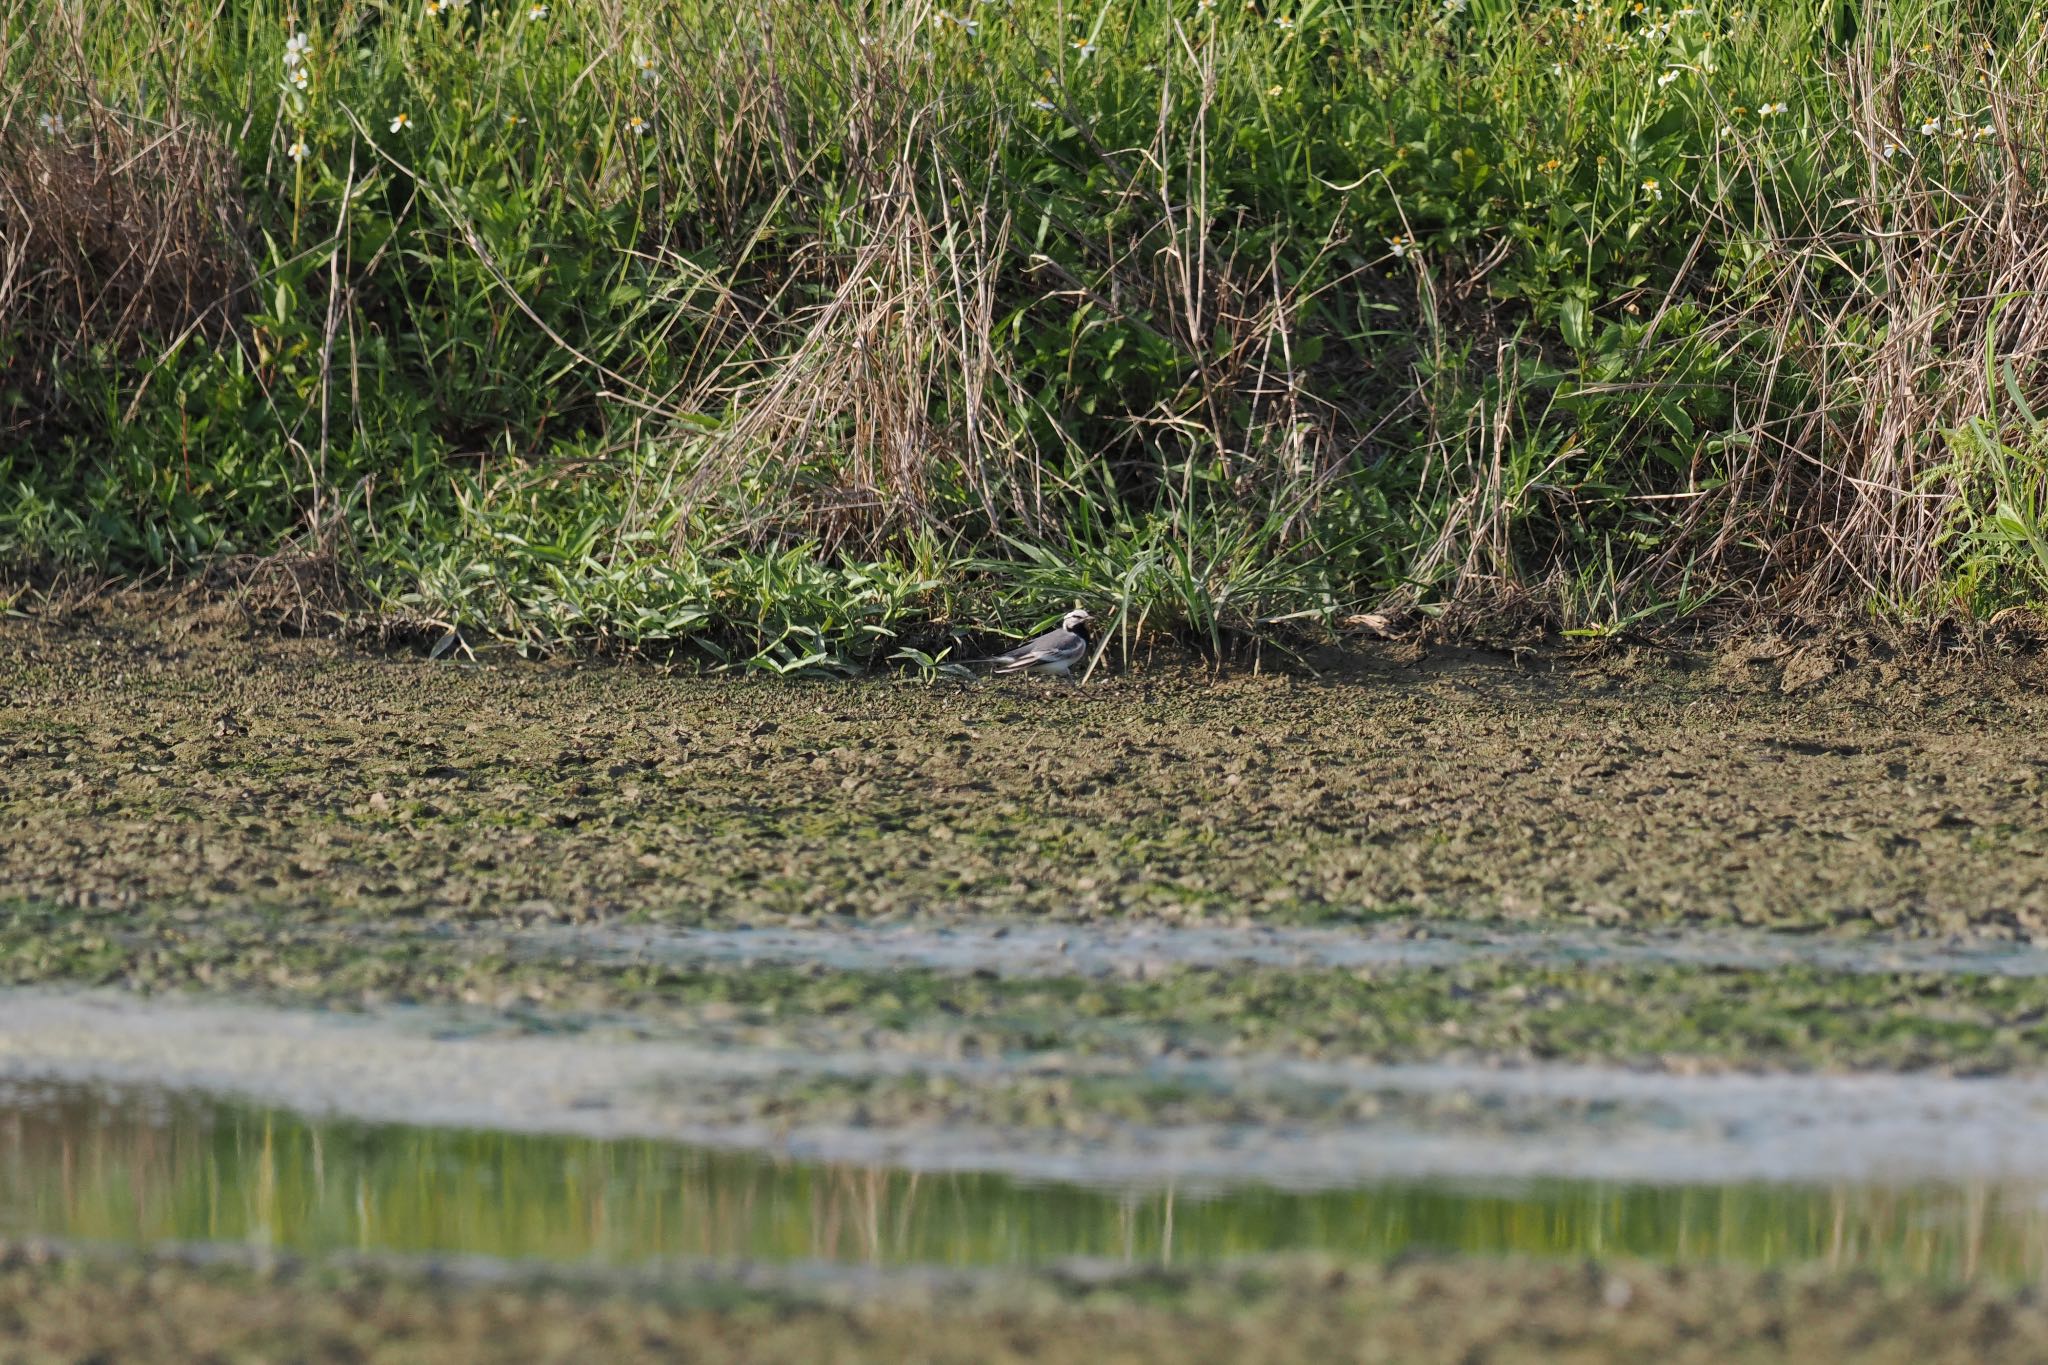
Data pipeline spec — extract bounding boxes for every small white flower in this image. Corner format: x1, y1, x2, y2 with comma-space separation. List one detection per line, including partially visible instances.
1758, 101, 1787, 117
1641, 176, 1663, 199
1387, 234, 1412, 259
288, 138, 309, 161
625, 115, 650, 136
37, 111, 64, 136
859, 34, 878, 46
425, 0, 443, 15
285, 32, 311, 61
1920, 116, 1941, 135
636, 55, 658, 82
290, 68, 310, 91
1675, 5, 1698, 15
1881, 142, 1902, 158
527, 2, 547, 19
1442, 0, 1465, 12
1032, 98, 1055, 111
1719, 123, 1734, 136
1550, 63, 1565, 76
1198, 0, 1216, 9
1976, 124, 1995, 140
1071, 39, 1096, 57
958, 14, 980, 32
1274, 14, 1295, 28
389, 112, 412, 133
1657, 69, 1680, 87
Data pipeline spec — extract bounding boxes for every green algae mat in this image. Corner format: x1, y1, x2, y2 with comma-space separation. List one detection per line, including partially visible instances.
6, 602, 2048, 941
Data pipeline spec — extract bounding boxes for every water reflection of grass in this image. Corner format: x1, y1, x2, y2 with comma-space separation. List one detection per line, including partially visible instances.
0, 1085, 2042, 1284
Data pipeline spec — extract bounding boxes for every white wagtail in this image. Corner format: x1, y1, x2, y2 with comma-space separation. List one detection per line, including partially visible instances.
969, 608, 1094, 682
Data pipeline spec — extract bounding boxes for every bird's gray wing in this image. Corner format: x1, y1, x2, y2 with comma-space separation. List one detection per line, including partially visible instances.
991, 627, 1082, 671
976, 625, 1058, 664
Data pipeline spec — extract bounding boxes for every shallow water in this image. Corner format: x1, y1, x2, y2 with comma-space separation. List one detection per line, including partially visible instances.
2, 1079, 2043, 1284
11, 988, 2048, 1189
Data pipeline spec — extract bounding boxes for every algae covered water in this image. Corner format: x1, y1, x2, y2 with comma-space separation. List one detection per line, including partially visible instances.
3, 1079, 2043, 1283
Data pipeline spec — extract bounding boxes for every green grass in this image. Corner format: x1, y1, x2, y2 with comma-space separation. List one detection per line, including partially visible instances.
6, 0, 2048, 664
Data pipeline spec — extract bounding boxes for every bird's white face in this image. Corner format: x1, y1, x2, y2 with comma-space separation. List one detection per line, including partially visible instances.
1062, 609, 1094, 631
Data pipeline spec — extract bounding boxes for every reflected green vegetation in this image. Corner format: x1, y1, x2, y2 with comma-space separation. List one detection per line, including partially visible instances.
2, 1082, 2041, 1284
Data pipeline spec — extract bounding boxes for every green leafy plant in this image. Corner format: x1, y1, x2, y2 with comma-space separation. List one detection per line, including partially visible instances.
9, 0, 2048, 657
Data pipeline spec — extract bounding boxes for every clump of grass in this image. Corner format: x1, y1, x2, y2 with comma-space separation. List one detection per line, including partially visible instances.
5, 0, 2048, 665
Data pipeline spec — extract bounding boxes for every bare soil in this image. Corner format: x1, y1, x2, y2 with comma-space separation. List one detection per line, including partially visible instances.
0, 1246, 2042, 1365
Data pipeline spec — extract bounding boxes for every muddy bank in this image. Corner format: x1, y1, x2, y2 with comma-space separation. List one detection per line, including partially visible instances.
5, 600, 2048, 938
1, 1244, 2043, 1364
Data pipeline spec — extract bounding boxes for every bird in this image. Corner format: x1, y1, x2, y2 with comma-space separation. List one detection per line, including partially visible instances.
968, 608, 1094, 682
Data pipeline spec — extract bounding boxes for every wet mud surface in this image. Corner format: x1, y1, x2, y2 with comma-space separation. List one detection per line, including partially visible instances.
0, 1243, 2045, 1364
8, 601, 2048, 1355
6, 600, 2048, 939
7, 602, 2048, 1077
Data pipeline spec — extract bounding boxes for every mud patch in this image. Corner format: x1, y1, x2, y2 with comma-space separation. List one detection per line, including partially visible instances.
6, 606, 2048, 936
5, 1247, 2047, 1365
